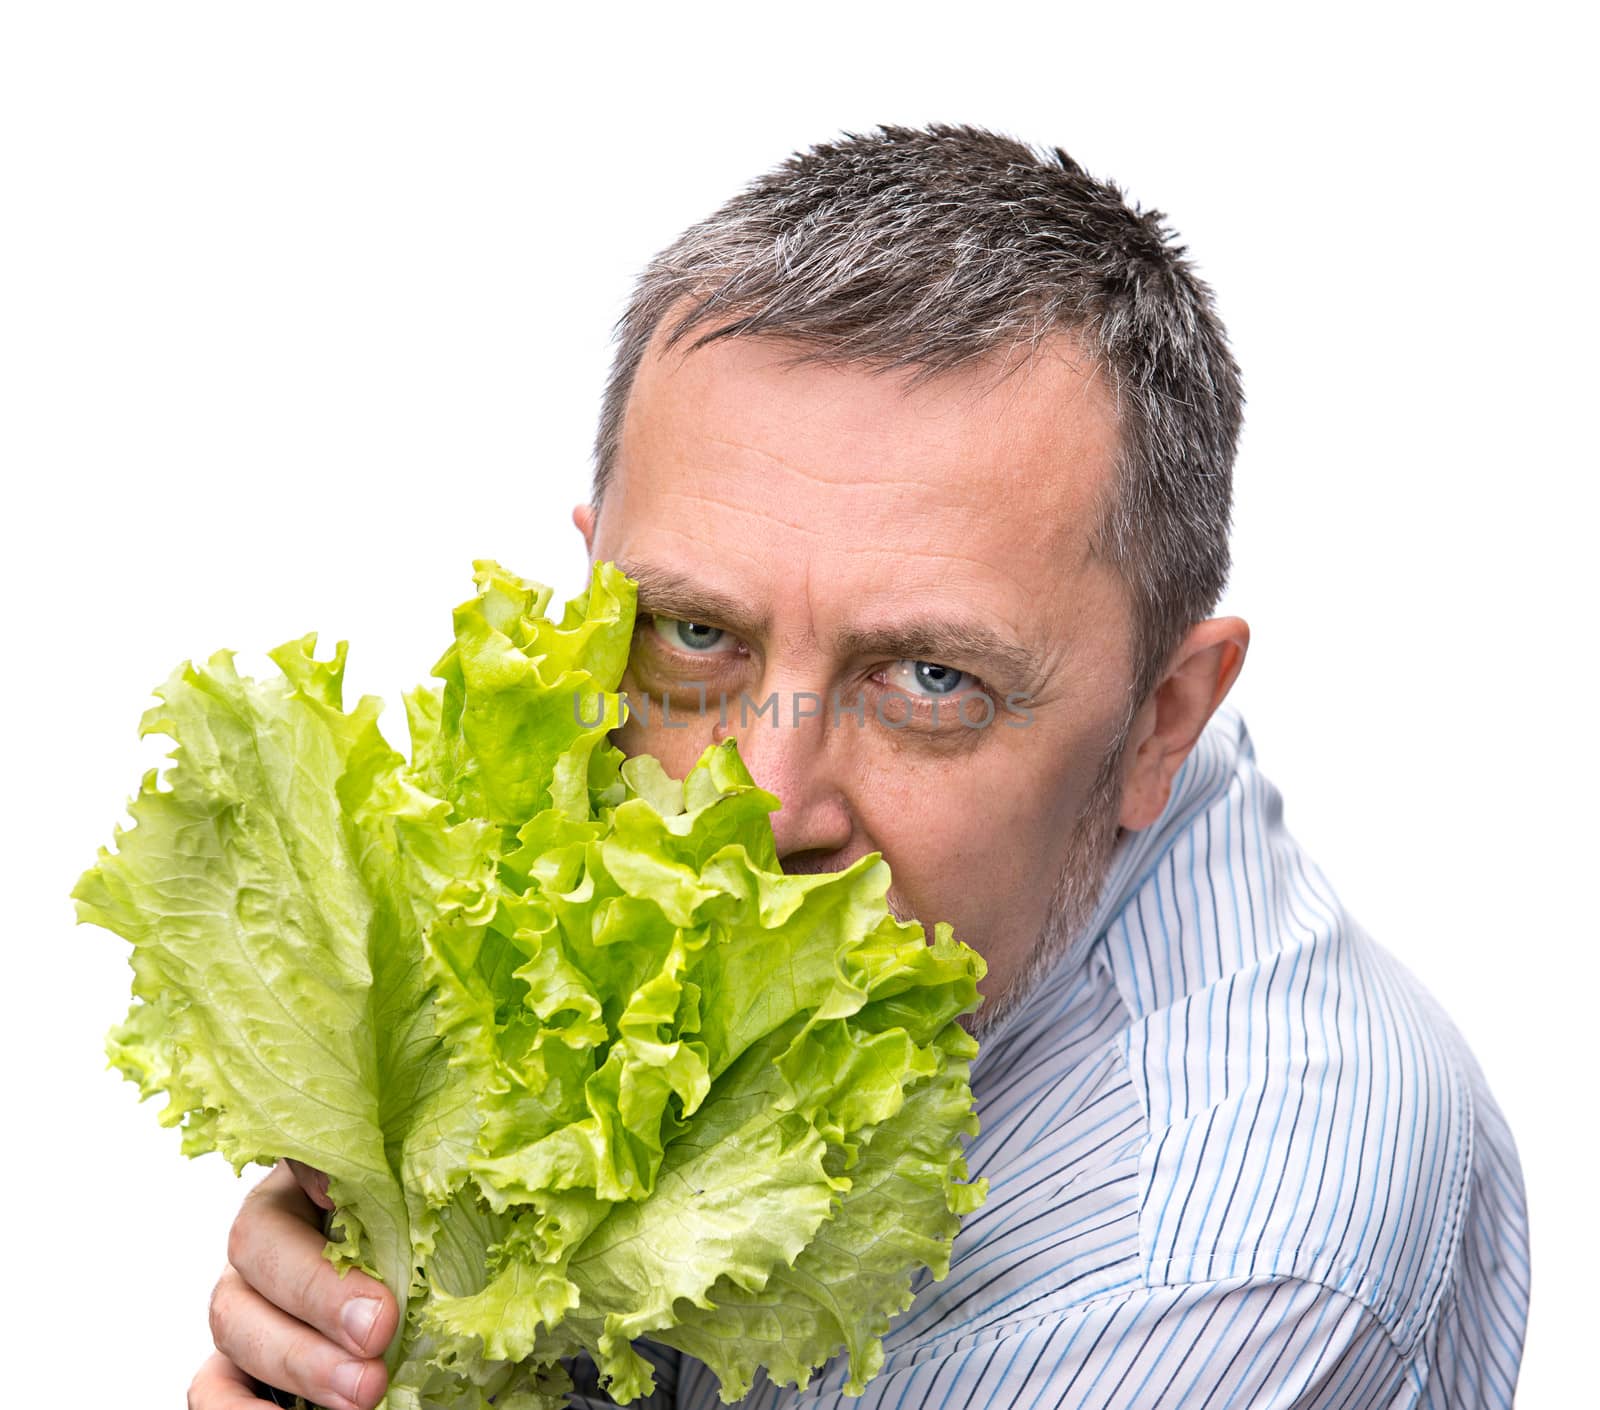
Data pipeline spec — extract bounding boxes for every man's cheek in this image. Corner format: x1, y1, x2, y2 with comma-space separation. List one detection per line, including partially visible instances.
886, 811, 1003, 951
610, 710, 718, 775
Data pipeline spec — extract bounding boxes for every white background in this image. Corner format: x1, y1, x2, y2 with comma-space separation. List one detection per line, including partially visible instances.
2, 2, 1591, 1403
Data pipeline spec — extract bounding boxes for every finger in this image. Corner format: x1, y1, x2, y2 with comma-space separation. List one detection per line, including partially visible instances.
186, 1350, 280, 1409
229, 1164, 398, 1360
209, 1265, 388, 1410
285, 1157, 334, 1211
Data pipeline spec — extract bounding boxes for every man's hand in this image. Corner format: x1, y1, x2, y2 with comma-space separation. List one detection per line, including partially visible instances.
189, 1159, 398, 1410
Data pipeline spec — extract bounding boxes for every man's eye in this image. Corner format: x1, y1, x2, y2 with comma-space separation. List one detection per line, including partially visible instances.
650, 615, 731, 653
884, 659, 974, 697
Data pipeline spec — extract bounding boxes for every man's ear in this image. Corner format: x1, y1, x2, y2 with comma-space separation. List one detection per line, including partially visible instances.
1118, 616, 1250, 832
572, 502, 596, 557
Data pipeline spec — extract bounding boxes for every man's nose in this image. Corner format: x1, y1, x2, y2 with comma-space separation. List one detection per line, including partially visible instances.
711, 682, 854, 864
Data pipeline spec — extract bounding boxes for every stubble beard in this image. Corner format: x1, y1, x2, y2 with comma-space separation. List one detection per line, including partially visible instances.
964, 705, 1135, 1042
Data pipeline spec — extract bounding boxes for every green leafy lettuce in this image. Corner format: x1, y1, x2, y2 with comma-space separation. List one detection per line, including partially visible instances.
73, 561, 988, 1408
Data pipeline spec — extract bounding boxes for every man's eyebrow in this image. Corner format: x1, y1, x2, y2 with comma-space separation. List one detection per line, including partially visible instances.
835, 619, 1040, 690
613, 559, 769, 639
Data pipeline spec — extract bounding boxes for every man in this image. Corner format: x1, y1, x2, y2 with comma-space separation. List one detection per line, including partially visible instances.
191, 123, 1528, 1409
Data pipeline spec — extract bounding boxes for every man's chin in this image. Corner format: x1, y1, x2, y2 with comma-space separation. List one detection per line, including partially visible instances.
958, 997, 1008, 1041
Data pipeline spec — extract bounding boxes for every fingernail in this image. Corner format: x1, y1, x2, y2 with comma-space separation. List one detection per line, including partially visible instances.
331, 1359, 368, 1406
341, 1296, 382, 1350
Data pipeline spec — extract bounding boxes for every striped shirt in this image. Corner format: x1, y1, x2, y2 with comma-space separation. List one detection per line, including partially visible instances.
572, 703, 1530, 1408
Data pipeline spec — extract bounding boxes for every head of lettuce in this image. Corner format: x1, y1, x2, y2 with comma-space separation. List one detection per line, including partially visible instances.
72, 559, 988, 1409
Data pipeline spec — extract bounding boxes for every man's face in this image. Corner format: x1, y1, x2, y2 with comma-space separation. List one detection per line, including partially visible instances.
576, 312, 1138, 1028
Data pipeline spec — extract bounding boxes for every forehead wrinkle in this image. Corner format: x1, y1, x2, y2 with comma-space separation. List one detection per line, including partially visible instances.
652, 484, 828, 540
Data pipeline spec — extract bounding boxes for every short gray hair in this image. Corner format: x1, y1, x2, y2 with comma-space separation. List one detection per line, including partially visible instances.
590, 121, 1244, 715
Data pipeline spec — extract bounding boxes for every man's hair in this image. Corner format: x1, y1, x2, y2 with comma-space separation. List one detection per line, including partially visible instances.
590, 121, 1244, 715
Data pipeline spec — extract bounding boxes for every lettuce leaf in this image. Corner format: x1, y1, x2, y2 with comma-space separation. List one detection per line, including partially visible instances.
74, 560, 988, 1408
